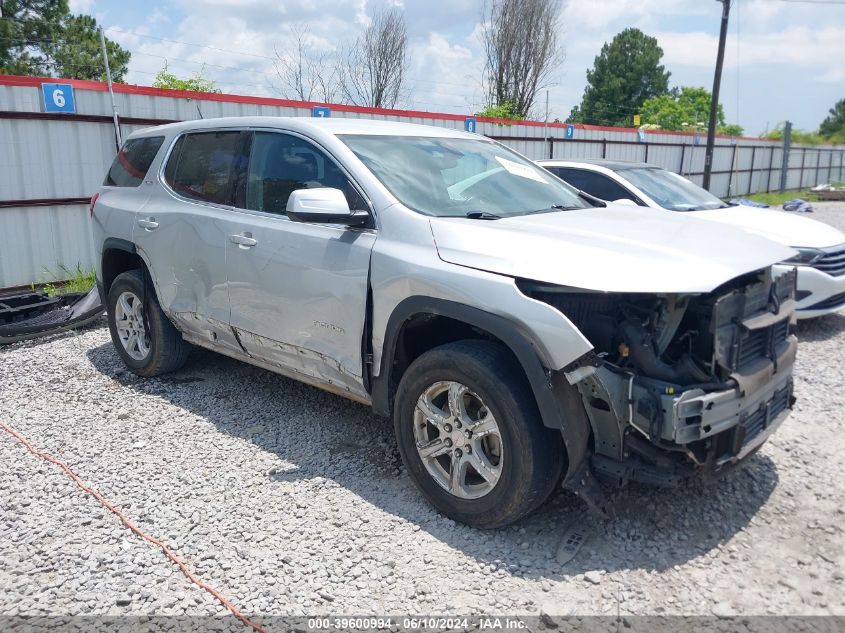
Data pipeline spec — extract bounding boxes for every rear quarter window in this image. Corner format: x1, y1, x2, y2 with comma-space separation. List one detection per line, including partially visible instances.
104, 136, 165, 187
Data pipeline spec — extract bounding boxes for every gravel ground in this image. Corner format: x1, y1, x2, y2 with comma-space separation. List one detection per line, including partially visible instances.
2, 203, 845, 624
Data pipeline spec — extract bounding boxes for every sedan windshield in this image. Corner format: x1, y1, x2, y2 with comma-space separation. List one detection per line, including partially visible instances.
619, 167, 730, 211
340, 135, 589, 217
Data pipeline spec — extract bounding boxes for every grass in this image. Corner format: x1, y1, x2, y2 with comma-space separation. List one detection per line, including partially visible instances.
34, 264, 97, 297
743, 182, 844, 207
744, 189, 817, 207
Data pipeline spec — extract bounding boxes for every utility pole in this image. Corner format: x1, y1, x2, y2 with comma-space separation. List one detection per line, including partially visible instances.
544, 90, 551, 159
779, 121, 792, 194
702, 0, 731, 191
99, 27, 122, 151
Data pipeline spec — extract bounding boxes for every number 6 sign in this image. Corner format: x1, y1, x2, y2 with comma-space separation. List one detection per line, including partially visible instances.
42, 83, 76, 113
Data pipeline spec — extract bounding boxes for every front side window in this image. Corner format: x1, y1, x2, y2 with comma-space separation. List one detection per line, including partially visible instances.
556, 168, 637, 203
163, 131, 247, 205
104, 136, 164, 187
619, 167, 729, 211
243, 132, 365, 215
340, 135, 588, 218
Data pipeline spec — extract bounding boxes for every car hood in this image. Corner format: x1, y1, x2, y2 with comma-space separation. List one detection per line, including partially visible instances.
430, 205, 797, 294
687, 207, 845, 249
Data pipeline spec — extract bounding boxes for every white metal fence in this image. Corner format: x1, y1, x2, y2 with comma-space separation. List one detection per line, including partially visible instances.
2, 75, 844, 289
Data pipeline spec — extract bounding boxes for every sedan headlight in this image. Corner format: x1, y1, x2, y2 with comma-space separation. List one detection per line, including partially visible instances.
783, 247, 825, 266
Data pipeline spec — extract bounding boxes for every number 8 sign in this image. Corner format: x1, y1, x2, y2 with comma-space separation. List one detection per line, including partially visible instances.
42, 83, 76, 113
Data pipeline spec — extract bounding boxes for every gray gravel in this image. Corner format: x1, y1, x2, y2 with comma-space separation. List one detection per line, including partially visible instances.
2, 203, 845, 620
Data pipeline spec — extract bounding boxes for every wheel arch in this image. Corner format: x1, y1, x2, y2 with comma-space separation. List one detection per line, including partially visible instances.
100, 238, 145, 298
371, 296, 591, 480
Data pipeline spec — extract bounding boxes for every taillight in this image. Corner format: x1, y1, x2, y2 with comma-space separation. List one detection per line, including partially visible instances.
89, 192, 100, 217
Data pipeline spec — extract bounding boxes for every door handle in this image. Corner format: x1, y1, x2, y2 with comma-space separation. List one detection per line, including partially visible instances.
137, 217, 159, 231
230, 233, 257, 249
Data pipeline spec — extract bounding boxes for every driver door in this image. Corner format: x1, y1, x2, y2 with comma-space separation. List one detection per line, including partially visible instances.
224, 130, 376, 399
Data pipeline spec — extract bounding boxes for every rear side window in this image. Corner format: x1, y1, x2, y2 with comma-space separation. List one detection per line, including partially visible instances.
104, 136, 164, 187
163, 131, 247, 205
555, 168, 636, 203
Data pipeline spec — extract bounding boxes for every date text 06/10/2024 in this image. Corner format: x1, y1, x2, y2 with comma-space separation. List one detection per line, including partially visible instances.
306, 617, 527, 630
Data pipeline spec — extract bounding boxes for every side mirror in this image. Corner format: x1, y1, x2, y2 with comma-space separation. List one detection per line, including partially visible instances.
286, 188, 368, 226
611, 198, 638, 206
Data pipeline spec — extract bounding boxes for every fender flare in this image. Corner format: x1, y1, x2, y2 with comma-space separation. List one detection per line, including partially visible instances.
371, 296, 590, 479
99, 238, 139, 303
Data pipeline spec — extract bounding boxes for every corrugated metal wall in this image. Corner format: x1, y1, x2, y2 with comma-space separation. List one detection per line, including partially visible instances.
2, 78, 844, 289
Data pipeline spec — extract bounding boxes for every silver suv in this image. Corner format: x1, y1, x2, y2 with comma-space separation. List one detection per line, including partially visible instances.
92, 117, 798, 527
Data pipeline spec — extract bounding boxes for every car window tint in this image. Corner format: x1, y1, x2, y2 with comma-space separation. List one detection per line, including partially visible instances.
164, 131, 245, 205
244, 132, 365, 215
104, 136, 164, 187
556, 168, 636, 203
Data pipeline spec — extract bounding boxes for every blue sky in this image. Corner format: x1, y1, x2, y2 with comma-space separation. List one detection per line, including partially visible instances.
73, 0, 845, 135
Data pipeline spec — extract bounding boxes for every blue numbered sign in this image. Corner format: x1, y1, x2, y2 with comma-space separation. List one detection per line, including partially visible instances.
311, 106, 331, 118
464, 117, 477, 133
638, 128, 646, 142
565, 124, 575, 139
42, 83, 76, 113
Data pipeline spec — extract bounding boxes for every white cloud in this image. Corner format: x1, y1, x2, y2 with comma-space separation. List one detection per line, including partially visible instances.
562, 0, 710, 32
68, 0, 95, 13
655, 25, 845, 75
407, 32, 483, 111
98, 0, 845, 132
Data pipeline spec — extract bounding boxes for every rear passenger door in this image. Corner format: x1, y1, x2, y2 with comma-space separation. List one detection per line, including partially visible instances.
134, 130, 248, 354
223, 130, 376, 399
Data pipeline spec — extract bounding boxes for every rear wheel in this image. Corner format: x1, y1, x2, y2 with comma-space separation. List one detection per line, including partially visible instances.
394, 340, 564, 528
107, 269, 190, 377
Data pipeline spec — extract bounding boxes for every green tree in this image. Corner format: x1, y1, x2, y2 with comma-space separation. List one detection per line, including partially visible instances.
152, 63, 221, 93
720, 123, 744, 137
640, 86, 743, 136
47, 14, 130, 81
819, 98, 845, 141
761, 124, 823, 146
569, 28, 670, 127
0, 0, 68, 76
0, 1, 129, 80
475, 101, 524, 121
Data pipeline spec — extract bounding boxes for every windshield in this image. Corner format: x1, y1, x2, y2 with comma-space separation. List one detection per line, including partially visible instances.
620, 167, 729, 211
340, 135, 589, 217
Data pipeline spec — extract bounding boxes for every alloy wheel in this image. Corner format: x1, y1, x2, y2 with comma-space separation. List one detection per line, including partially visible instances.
413, 381, 504, 499
114, 291, 150, 361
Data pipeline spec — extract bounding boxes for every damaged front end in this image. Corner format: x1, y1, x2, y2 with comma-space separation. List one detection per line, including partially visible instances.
520, 267, 797, 498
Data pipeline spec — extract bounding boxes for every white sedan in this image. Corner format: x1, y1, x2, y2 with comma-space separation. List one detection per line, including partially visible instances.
539, 159, 845, 319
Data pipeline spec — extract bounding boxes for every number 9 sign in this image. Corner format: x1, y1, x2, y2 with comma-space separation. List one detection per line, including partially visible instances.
42, 83, 76, 113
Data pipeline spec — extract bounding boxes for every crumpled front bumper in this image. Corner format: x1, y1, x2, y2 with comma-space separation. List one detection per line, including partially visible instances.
568, 332, 796, 488
640, 335, 796, 456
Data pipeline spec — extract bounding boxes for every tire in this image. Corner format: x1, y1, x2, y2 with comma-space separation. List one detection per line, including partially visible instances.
394, 340, 564, 528
106, 269, 190, 377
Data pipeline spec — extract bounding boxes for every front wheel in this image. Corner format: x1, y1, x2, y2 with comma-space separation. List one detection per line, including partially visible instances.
394, 340, 564, 528
107, 269, 190, 377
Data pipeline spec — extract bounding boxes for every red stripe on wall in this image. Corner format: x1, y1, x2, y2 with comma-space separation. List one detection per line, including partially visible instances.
0, 73, 770, 142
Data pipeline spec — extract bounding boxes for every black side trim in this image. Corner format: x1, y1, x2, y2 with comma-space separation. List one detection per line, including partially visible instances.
102, 237, 137, 255
100, 238, 140, 300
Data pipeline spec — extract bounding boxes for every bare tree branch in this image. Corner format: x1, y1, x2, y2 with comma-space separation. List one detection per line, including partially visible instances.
338, 7, 407, 109
482, 0, 564, 119
274, 24, 339, 103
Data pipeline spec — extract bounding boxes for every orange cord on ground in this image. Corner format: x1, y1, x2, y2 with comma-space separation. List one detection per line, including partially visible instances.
0, 420, 268, 633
